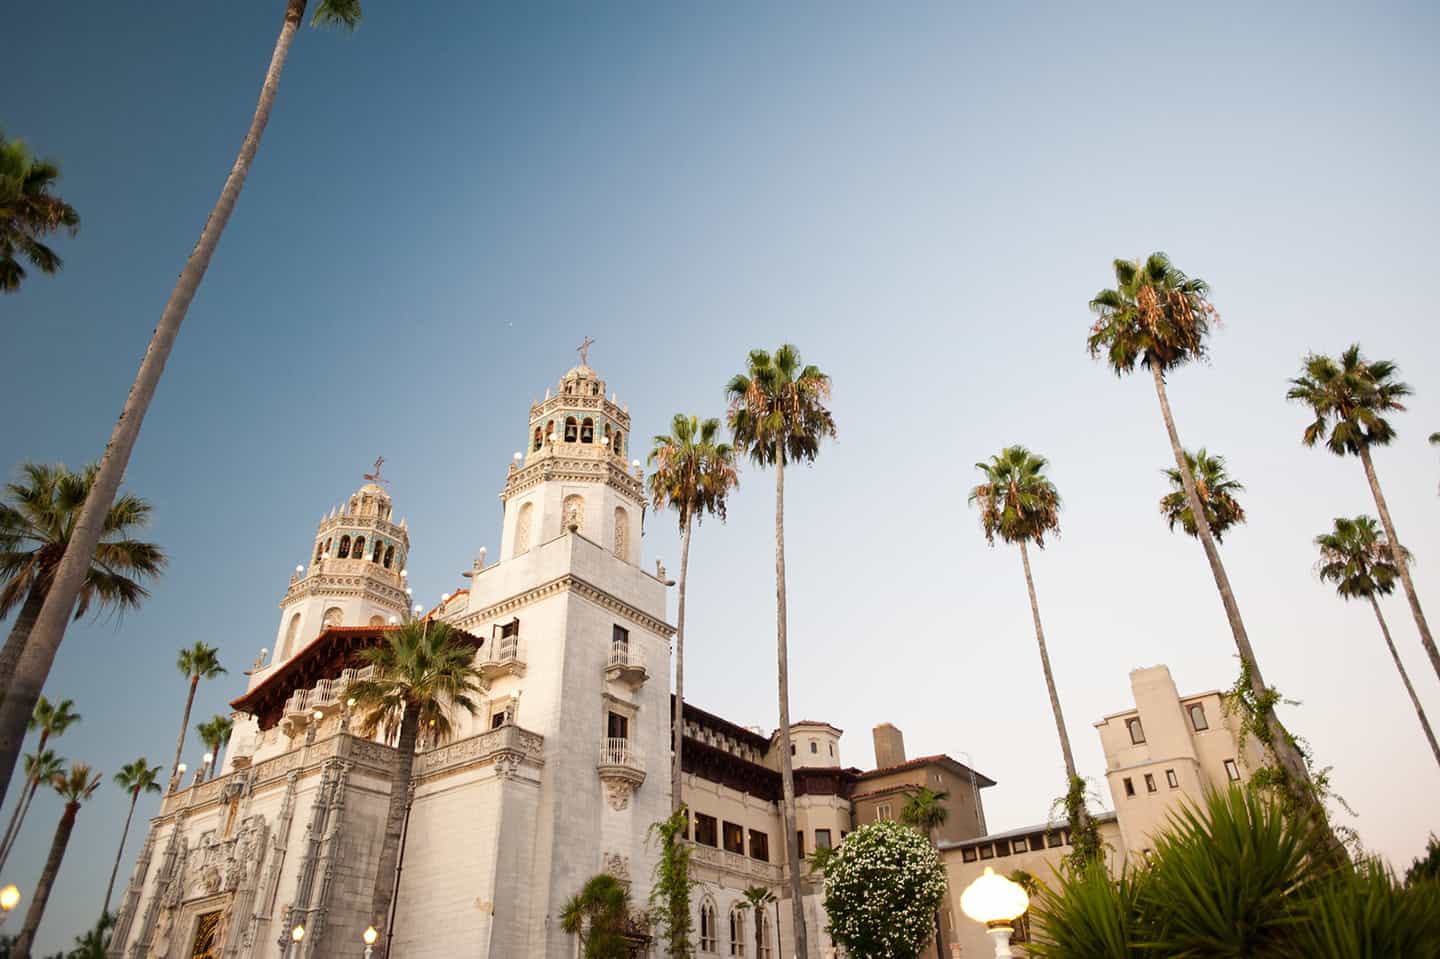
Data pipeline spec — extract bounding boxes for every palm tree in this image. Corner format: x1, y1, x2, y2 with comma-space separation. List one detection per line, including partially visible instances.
348, 619, 482, 952
647, 414, 739, 813
0, 0, 362, 809
1159, 448, 1246, 541
1315, 516, 1439, 770
0, 696, 80, 869
196, 715, 234, 781
0, 748, 64, 873
969, 447, 1089, 841
0, 130, 80, 293
102, 758, 162, 916
560, 873, 631, 959
726, 343, 836, 959
1088, 252, 1342, 865
64, 912, 115, 959
170, 644, 226, 784
901, 787, 951, 959
738, 885, 776, 959
1288, 346, 1437, 686
0, 463, 164, 705
11, 763, 101, 959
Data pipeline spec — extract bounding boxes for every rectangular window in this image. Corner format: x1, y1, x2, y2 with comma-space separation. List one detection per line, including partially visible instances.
607, 711, 629, 740
1123, 777, 1136, 798
1144, 773, 1157, 793
1188, 703, 1209, 732
962, 846, 978, 863
1166, 769, 1179, 789
749, 830, 769, 862
1224, 759, 1241, 782
994, 839, 1010, 857
499, 618, 520, 638
1047, 831, 1064, 848
875, 802, 893, 821
612, 624, 629, 645
1012, 836, 1027, 853
796, 831, 805, 857
1127, 717, 1146, 744
979, 844, 994, 860
815, 829, 832, 850
490, 710, 507, 730
683, 812, 691, 840
695, 814, 718, 847
810, 740, 818, 754
723, 821, 745, 855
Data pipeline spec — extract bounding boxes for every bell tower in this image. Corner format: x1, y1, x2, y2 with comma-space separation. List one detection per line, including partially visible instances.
266, 464, 412, 670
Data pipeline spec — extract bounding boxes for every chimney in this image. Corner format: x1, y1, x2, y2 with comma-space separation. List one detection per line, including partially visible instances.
873, 723, 906, 769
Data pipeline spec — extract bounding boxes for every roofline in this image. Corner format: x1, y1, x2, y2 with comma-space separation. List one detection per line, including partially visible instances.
854, 753, 997, 788
1093, 688, 1228, 726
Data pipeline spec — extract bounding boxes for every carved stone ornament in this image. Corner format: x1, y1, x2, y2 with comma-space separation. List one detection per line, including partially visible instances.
602, 777, 634, 811
603, 852, 631, 881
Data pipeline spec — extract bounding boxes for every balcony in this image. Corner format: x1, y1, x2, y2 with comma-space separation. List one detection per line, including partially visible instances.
479, 634, 525, 681
597, 737, 645, 810
280, 665, 376, 729
603, 639, 647, 689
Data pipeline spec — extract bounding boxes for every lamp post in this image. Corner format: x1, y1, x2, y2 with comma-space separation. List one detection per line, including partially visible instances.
363, 925, 378, 958
0, 883, 20, 930
960, 867, 1029, 959
288, 922, 305, 958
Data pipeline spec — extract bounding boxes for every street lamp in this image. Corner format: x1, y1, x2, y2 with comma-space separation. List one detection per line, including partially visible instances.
287, 922, 305, 958
362, 925, 379, 958
960, 867, 1029, 958
0, 884, 20, 930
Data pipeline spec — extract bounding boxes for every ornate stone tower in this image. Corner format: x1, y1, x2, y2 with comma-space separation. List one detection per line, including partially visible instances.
268, 471, 412, 669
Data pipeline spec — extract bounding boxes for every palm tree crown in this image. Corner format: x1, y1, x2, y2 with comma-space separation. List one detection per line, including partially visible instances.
0, 131, 80, 293
24, 748, 65, 790
177, 643, 226, 683
1087, 252, 1218, 373
969, 446, 1061, 548
900, 786, 951, 835
1315, 515, 1407, 601
347, 621, 483, 743
648, 415, 739, 527
29, 696, 80, 743
114, 758, 163, 799
725, 345, 837, 465
0, 463, 165, 622
1287, 345, 1411, 456
51, 762, 101, 804
1160, 448, 1247, 542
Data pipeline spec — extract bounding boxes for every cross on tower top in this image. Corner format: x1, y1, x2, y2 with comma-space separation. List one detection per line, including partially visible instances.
362, 456, 390, 485
576, 336, 595, 367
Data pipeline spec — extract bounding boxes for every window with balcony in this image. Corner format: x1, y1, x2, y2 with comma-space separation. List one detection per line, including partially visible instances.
1224, 759, 1241, 782
749, 830, 769, 862
1188, 703, 1209, 731
1127, 717, 1146, 744
607, 711, 629, 741
815, 829, 832, 850
695, 814, 718, 848
723, 821, 745, 855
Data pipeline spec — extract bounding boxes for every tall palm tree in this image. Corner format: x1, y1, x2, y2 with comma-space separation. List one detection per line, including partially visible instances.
647, 414, 739, 813
0, 696, 79, 868
170, 644, 226, 784
726, 344, 836, 959
102, 758, 162, 917
1088, 252, 1343, 866
0, 0, 363, 808
348, 619, 482, 953
11, 763, 101, 959
969, 448, 1090, 844
0, 463, 165, 704
196, 714, 234, 781
0, 748, 64, 873
1288, 346, 1437, 685
738, 885, 776, 959
0, 130, 79, 293
1315, 516, 1439, 769
901, 786, 951, 959
560, 873, 632, 959
1159, 448, 1247, 541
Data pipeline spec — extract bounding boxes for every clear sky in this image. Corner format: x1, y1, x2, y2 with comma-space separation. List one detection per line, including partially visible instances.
5, 1, 1440, 951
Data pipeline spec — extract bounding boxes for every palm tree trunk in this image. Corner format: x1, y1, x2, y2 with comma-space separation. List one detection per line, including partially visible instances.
0, 774, 42, 873
102, 788, 140, 916
772, 442, 809, 959
1016, 540, 1081, 788
372, 701, 420, 951
0, 583, 47, 708
1369, 596, 1440, 770
672, 511, 693, 814
1149, 364, 1346, 867
170, 675, 199, 784
11, 800, 80, 959
0, 0, 310, 808
1358, 446, 1439, 683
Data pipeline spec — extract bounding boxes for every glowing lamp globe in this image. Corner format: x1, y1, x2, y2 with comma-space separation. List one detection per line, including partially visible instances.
291, 924, 306, 943
0, 884, 20, 911
961, 866, 1029, 925
203, 752, 214, 764
363, 926, 379, 946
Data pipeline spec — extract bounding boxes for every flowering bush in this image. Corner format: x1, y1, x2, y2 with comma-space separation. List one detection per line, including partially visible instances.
822, 820, 948, 959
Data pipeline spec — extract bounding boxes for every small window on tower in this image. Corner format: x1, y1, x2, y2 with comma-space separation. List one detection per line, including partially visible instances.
372, 540, 384, 563
1188, 703, 1209, 732
383, 546, 394, 568
533, 427, 542, 451
353, 536, 365, 559
581, 418, 595, 443
564, 417, 578, 442
1126, 718, 1146, 744
338, 535, 351, 559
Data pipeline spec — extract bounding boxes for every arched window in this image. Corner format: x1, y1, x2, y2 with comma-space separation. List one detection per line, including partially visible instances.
756, 911, 773, 959
545, 420, 555, 443
383, 546, 395, 568
562, 495, 585, 533
699, 899, 719, 952
353, 536, 366, 559
323, 607, 344, 629
728, 906, 746, 956
532, 427, 542, 451
564, 417, 578, 442
372, 540, 384, 562
324, 537, 332, 557
613, 430, 623, 457
368, 615, 385, 628
282, 613, 301, 660
591, 382, 599, 396
314, 541, 324, 563
580, 417, 594, 443
337, 535, 351, 559
514, 502, 534, 556
602, 424, 612, 449
613, 507, 628, 562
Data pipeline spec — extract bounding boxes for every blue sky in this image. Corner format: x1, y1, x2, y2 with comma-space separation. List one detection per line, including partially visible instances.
5, 1, 1440, 950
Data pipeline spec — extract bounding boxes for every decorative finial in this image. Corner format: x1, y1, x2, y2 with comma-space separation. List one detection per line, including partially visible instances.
577, 335, 595, 366
363, 455, 390, 486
